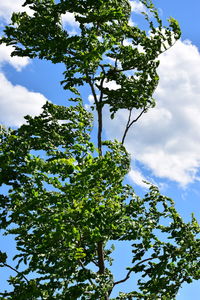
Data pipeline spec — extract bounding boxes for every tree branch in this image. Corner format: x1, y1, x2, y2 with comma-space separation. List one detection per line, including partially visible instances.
88, 75, 105, 156
2, 263, 29, 284
113, 257, 157, 286
88, 72, 107, 295
121, 108, 132, 145
97, 241, 105, 274
96, 76, 106, 156
122, 108, 147, 144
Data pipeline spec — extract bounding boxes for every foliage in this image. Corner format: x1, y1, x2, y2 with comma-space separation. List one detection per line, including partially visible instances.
0, 0, 199, 299
0, 0, 181, 146
1, 103, 200, 299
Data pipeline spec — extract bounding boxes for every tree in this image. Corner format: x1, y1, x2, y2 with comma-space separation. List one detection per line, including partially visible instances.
0, 0, 199, 299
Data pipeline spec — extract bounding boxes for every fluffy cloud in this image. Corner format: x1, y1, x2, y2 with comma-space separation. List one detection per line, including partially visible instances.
130, 1, 147, 14
0, 44, 29, 71
0, 0, 23, 22
0, 1, 31, 71
0, 73, 47, 127
61, 12, 79, 28
0, 0, 32, 23
128, 168, 150, 188
104, 40, 200, 186
0, 2, 44, 127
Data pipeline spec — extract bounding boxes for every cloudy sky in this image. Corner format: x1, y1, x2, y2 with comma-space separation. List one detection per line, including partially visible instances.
0, 1, 200, 298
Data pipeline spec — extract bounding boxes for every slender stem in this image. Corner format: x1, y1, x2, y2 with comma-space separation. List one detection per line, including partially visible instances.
3, 263, 29, 284
121, 109, 132, 145
97, 68, 106, 156
113, 256, 158, 286
88, 77, 104, 155
122, 108, 147, 144
97, 108, 103, 155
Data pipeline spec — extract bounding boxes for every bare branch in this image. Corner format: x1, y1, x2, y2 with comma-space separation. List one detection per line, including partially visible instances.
87, 70, 106, 156
121, 108, 132, 145
113, 257, 157, 286
122, 108, 147, 144
2, 263, 29, 284
88, 78, 102, 155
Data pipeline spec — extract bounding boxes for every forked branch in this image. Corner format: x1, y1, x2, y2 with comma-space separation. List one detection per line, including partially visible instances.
122, 107, 147, 144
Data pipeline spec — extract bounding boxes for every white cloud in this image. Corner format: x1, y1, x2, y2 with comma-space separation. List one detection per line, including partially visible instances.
0, 1, 31, 71
128, 168, 150, 188
0, 0, 43, 128
88, 94, 95, 104
128, 19, 135, 27
104, 40, 200, 186
0, 73, 47, 127
0, 44, 30, 71
61, 12, 79, 28
104, 80, 121, 90
0, 0, 32, 23
130, 1, 147, 14
129, 1, 147, 27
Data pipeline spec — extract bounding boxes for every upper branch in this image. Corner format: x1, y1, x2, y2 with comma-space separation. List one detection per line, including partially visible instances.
122, 107, 147, 144
88, 70, 106, 156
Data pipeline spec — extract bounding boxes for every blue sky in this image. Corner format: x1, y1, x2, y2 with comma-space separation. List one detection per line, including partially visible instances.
0, 0, 200, 298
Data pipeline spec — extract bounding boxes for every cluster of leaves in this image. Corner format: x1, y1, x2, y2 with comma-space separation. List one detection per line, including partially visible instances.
1, 103, 200, 299
1, 0, 181, 118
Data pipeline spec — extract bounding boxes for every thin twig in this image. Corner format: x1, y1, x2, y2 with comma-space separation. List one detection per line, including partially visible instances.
122, 108, 147, 144
121, 108, 132, 145
113, 257, 157, 286
3, 263, 29, 284
88, 78, 102, 154
87, 73, 105, 156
